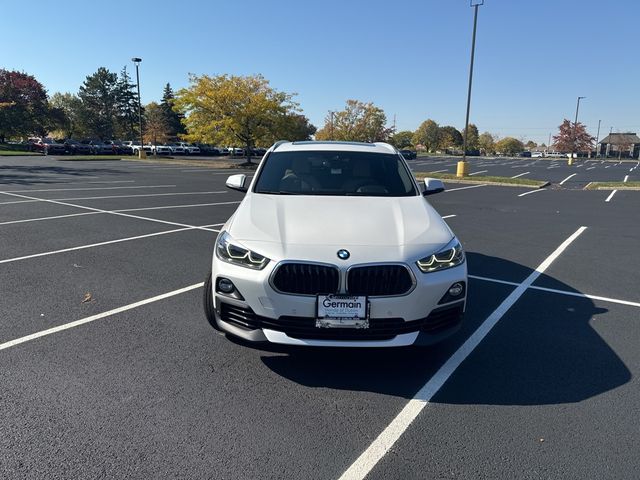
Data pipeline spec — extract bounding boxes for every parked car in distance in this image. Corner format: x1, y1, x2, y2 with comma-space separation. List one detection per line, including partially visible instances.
175, 141, 200, 155
518, 151, 532, 157
105, 140, 133, 155
150, 144, 172, 155
63, 139, 92, 155
204, 141, 467, 348
194, 143, 216, 155
398, 149, 417, 160
87, 140, 113, 155
531, 151, 544, 158
29, 138, 66, 154
167, 143, 186, 155
546, 152, 564, 158
231, 147, 245, 156
251, 147, 267, 157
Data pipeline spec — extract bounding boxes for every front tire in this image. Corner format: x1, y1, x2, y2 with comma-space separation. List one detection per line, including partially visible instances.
203, 271, 221, 331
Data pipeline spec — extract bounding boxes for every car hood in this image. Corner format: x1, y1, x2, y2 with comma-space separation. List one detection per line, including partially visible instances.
227, 194, 454, 262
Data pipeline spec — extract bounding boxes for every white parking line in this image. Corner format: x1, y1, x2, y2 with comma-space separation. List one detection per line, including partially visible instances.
0, 191, 226, 206
426, 169, 448, 174
605, 190, 617, 202
0, 191, 222, 233
559, 173, 577, 185
84, 181, 136, 184
0, 283, 205, 352
469, 275, 640, 308
338, 227, 587, 480
0, 224, 222, 265
441, 215, 456, 219
445, 184, 486, 192
0, 201, 241, 226
587, 167, 596, 170
468, 170, 488, 176
518, 188, 545, 197
624, 175, 629, 183
2, 184, 175, 193
510, 172, 530, 179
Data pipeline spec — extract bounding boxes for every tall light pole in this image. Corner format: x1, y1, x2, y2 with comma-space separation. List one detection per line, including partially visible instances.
569, 96, 585, 165
594, 119, 601, 158
329, 111, 335, 140
131, 57, 146, 159
458, 0, 484, 178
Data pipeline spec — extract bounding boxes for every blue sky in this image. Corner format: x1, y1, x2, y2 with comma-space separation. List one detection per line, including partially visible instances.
2, 0, 639, 144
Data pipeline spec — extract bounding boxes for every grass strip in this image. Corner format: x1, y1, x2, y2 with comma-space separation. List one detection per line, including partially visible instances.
55, 155, 139, 161
414, 171, 548, 188
123, 157, 257, 169
0, 150, 34, 156
585, 181, 640, 190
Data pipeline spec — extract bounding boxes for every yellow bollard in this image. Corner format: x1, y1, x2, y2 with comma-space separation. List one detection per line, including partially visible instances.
456, 161, 469, 177
568, 156, 573, 166
139, 149, 147, 159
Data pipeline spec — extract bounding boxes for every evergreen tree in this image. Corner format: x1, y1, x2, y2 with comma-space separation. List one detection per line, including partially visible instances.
115, 66, 139, 140
78, 67, 119, 139
160, 83, 185, 139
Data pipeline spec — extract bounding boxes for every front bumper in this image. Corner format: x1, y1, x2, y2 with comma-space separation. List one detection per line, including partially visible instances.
210, 256, 467, 347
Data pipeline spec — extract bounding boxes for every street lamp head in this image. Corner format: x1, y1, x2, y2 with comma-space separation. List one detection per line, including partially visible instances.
578, 96, 586, 100
470, 0, 484, 6
131, 57, 142, 64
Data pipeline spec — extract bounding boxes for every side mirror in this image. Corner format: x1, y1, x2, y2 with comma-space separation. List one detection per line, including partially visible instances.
226, 174, 247, 192
422, 178, 445, 196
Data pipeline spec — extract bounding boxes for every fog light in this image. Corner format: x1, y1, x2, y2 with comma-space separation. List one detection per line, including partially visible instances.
217, 278, 235, 294
448, 283, 464, 297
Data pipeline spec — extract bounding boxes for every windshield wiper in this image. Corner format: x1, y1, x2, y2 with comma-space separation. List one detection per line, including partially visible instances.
256, 190, 300, 195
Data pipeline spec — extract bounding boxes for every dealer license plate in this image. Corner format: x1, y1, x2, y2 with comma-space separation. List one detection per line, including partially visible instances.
316, 294, 368, 329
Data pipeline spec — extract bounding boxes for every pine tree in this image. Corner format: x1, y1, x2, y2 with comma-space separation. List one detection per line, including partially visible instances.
115, 66, 139, 140
160, 83, 185, 139
78, 67, 119, 139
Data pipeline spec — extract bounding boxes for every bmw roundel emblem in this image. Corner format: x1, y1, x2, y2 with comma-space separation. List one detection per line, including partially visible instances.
337, 249, 350, 260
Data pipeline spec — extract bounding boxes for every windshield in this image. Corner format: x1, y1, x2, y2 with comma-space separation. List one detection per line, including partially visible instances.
253, 151, 417, 196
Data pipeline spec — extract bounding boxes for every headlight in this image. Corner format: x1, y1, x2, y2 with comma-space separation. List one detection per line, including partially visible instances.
416, 240, 465, 273
215, 231, 270, 270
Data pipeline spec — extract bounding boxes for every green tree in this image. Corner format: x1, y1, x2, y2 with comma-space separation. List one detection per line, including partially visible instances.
49, 92, 83, 138
277, 113, 316, 141
438, 126, 463, 150
161, 83, 185, 139
315, 100, 392, 142
78, 67, 119, 139
412, 119, 439, 152
525, 140, 537, 149
0, 69, 49, 141
389, 130, 414, 149
144, 102, 170, 145
175, 74, 298, 163
495, 137, 524, 156
478, 132, 495, 155
463, 123, 479, 150
115, 67, 139, 140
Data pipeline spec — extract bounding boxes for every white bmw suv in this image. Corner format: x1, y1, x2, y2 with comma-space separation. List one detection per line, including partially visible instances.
204, 141, 467, 347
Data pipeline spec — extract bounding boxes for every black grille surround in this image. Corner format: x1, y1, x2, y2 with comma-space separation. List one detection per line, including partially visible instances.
218, 301, 464, 341
347, 264, 415, 296
271, 262, 340, 295
270, 262, 415, 297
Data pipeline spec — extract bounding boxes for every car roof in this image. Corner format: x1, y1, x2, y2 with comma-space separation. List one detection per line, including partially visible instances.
272, 140, 397, 155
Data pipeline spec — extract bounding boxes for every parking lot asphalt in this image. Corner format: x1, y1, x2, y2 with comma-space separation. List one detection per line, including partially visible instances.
407, 155, 640, 189
1, 155, 639, 479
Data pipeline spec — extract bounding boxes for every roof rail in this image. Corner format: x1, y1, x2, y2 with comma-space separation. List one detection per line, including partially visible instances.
272, 140, 290, 151
373, 142, 396, 153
